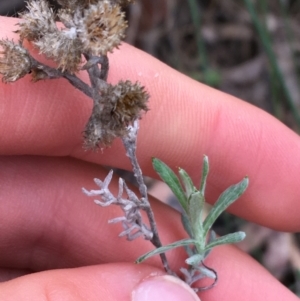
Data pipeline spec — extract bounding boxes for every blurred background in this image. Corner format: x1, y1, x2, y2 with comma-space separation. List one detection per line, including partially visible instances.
1, 0, 300, 295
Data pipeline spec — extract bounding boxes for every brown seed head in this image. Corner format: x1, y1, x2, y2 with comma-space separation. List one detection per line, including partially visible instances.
17, 0, 56, 41
77, 1, 127, 56
83, 80, 149, 149
114, 0, 136, 7
110, 80, 149, 124
57, 0, 99, 10
0, 40, 31, 82
34, 29, 83, 73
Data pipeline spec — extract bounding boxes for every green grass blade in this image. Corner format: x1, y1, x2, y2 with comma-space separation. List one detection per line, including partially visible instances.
243, 0, 300, 128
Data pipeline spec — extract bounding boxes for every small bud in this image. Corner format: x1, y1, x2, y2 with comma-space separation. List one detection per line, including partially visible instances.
76, 1, 128, 56
84, 81, 149, 149
0, 40, 31, 82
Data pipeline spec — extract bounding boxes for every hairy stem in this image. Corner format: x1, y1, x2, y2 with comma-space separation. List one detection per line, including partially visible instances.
122, 122, 176, 277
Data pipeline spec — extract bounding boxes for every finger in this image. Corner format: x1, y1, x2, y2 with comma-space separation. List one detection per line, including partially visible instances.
0, 264, 166, 301
1, 16, 300, 232
0, 262, 297, 301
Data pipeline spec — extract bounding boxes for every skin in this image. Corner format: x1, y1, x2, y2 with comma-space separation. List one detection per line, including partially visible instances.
0, 16, 299, 300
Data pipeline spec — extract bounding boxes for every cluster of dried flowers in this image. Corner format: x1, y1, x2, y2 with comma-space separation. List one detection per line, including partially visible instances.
0, 0, 148, 148
0, 0, 171, 278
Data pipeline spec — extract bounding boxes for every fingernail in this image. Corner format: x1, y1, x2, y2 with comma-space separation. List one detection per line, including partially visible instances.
132, 275, 200, 301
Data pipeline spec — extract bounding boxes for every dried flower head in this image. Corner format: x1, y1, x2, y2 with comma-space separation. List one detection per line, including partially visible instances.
76, 1, 127, 55
17, 0, 56, 41
57, 0, 99, 10
110, 80, 149, 124
113, 0, 136, 6
34, 29, 83, 72
57, 0, 78, 9
0, 40, 31, 82
84, 80, 149, 148
57, 8, 76, 28
57, 0, 134, 10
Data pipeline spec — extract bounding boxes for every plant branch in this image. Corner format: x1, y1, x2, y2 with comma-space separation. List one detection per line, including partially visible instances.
83, 53, 109, 94
29, 56, 93, 98
121, 121, 176, 277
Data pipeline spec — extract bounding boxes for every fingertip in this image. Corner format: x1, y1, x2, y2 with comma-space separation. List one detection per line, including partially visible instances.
132, 275, 200, 301
0, 264, 166, 301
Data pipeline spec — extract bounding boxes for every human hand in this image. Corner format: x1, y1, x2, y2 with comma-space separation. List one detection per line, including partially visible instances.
0, 16, 299, 301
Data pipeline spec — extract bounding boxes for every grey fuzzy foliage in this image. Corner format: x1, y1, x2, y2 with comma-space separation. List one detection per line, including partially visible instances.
82, 170, 153, 241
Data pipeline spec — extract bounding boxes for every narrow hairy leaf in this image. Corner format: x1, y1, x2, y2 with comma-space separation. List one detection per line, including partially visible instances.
136, 238, 197, 263
199, 155, 209, 194
181, 212, 194, 238
188, 190, 205, 244
152, 158, 188, 212
205, 231, 246, 252
185, 253, 204, 266
202, 177, 248, 237
178, 168, 196, 196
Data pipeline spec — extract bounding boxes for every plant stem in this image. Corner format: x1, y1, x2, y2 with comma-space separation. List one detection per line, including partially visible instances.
99, 55, 109, 80
30, 56, 93, 98
121, 122, 176, 277
63, 72, 93, 98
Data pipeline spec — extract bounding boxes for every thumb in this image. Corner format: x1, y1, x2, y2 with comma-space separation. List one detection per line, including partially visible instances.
0, 263, 200, 301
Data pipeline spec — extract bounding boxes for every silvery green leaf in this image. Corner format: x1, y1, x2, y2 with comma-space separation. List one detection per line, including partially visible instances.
181, 212, 194, 238
204, 230, 217, 258
178, 168, 196, 196
136, 238, 197, 263
152, 158, 188, 212
188, 190, 205, 244
199, 155, 209, 194
185, 253, 204, 266
205, 231, 246, 252
202, 177, 248, 237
